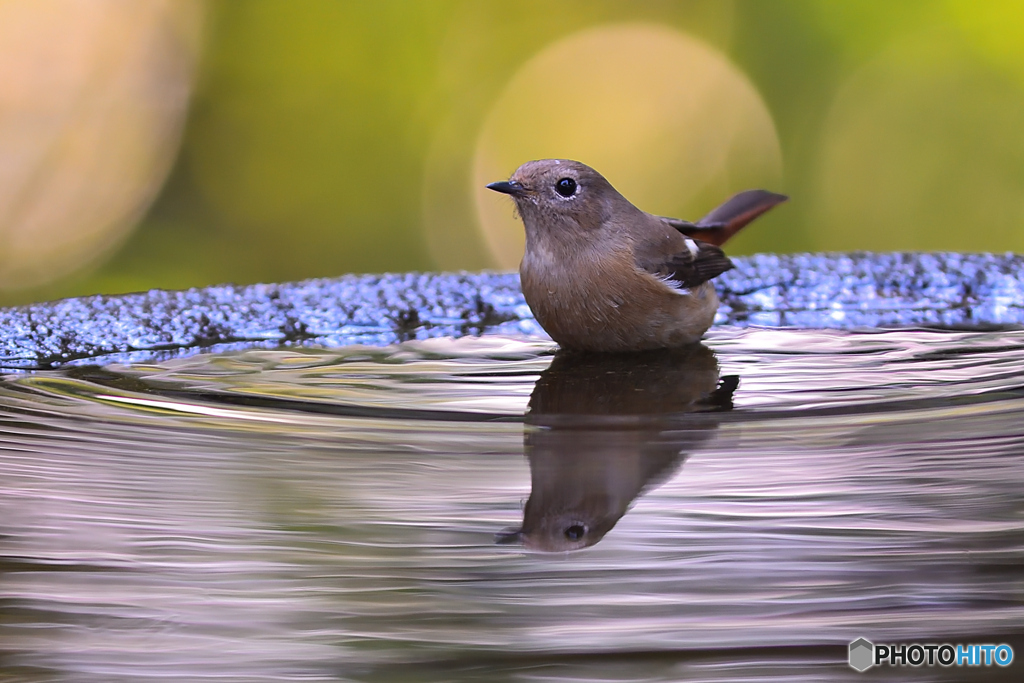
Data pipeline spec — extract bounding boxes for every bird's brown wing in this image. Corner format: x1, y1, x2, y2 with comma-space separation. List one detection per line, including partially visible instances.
661, 189, 788, 247
640, 238, 734, 289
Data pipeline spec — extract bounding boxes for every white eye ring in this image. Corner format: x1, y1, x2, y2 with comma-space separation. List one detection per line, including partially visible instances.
554, 177, 578, 199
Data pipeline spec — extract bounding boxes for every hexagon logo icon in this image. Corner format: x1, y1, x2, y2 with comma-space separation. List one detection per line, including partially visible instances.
849, 638, 874, 672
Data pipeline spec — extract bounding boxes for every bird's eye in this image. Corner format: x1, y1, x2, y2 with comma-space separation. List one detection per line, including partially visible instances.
555, 177, 577, 198
564, 523, 587, 541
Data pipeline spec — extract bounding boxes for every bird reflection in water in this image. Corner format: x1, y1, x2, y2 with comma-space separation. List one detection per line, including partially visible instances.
498, 343, 737, 552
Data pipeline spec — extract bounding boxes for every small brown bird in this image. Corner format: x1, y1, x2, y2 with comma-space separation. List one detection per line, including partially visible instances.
487, 159, 787, 352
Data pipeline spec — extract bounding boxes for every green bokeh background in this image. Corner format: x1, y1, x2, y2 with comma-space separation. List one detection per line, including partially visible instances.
7, 0, 1024, 306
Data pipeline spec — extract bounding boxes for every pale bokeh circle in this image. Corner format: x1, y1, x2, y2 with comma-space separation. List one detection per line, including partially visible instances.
473, 23, 782, 269
0, 0, 203, 290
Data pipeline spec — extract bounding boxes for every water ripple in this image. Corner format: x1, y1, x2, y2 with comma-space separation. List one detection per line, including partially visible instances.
1, 328, 1022, 681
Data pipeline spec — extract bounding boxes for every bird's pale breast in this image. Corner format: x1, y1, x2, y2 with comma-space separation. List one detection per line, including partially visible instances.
520, 245, 718, 352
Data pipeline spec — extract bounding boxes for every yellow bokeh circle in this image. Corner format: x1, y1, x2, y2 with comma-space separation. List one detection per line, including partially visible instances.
473, 23, 782, 269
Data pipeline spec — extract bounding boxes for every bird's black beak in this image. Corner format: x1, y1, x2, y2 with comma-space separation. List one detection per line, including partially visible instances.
494, 526, 523, 544
486, 180, 528, 197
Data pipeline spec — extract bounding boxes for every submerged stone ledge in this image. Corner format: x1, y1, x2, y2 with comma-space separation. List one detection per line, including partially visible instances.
1, 251, 1022, 369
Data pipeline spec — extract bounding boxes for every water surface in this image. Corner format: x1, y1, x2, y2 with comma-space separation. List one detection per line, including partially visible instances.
1, 327, 1023, 682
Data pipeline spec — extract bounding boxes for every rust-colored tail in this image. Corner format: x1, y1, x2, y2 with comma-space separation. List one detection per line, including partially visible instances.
666, 190, 788, 247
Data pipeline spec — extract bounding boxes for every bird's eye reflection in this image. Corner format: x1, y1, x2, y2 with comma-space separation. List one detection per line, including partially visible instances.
564, 523, 587, 541
555, 177, 577, 197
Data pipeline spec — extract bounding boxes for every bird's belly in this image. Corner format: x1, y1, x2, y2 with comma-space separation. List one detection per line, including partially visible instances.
521, 262, 719, 352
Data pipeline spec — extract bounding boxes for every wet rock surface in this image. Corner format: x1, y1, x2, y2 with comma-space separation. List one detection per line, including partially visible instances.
1, 252, 1022, 369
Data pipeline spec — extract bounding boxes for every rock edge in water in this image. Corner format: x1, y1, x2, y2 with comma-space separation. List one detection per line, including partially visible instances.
1, 252, 1022, 369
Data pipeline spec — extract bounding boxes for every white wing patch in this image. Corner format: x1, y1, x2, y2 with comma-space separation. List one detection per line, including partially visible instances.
649, 238, 700, 296
684, 237, 699, 258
